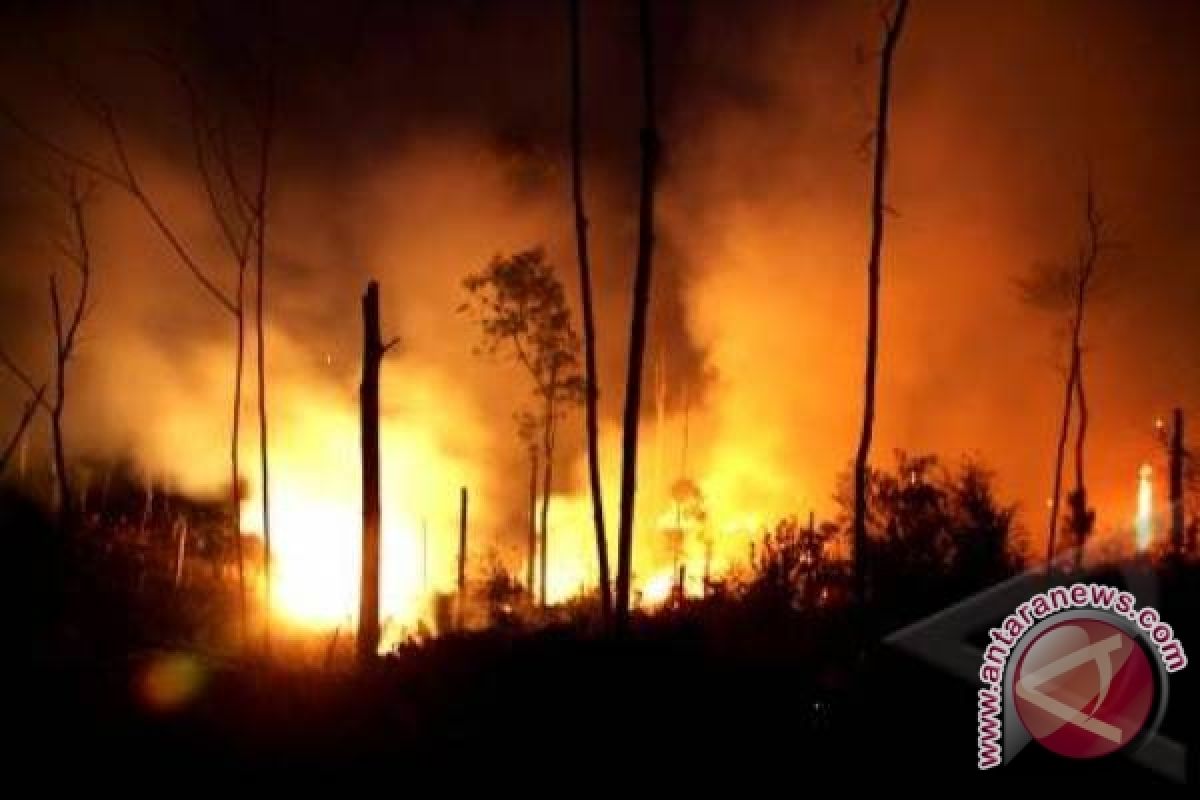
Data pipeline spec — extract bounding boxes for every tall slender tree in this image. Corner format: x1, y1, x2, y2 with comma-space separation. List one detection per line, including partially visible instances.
48, 176, 94, 524
614, 0, 659, 631
252, 60, 277, 652
851, 0, 910, 607
1020, 176, 1109, 570
568, 0, 612, 622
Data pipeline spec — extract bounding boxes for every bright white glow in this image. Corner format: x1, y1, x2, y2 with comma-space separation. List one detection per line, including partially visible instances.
1135, 463, 1154, 554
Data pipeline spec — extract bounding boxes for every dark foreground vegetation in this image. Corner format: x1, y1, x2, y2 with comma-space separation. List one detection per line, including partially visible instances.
8, 452, 1197, 786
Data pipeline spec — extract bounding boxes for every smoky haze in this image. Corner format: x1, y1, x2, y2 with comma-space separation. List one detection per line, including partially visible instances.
0, 0, 1197, 569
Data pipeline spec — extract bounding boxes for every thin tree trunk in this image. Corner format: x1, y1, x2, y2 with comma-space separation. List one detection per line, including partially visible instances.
358, 281, 383, 663
0, 386, 43, 476
254, 85, 275, 654
1169, 408, 1185, 554
539, 390, 557, 608
175, 517, 189, 589
1070, 347, 1091, 572
232, 299, 247, 645
615, 0, 659, 632
852, 0, 909, 607
568, 0, 612, 622
1046, 341, 1078, 569
527, 446, 538, 597
458, 486, 468, 628
50, 394, 69, 521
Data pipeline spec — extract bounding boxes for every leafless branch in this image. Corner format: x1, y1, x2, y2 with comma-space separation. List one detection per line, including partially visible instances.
0, 349, 51, 413
0, 384, 45, 475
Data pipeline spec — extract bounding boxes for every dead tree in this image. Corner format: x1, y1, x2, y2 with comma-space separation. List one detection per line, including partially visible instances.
0, 384, 45, 477
613, 0, 661, 632
251, 74, 277, 654
1019, 176, 1112, 570
850, 0, 910, 607
568, 0, 613, 621
458, 486, 469, 628
358, 280, 398, 663
1169, 408, 1185, 555
358, 281, 383, 662
48, 176, 94, 523
2, 57, 273, 644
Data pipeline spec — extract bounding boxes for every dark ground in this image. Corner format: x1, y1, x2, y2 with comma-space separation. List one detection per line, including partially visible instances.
8, 489, 1198, 787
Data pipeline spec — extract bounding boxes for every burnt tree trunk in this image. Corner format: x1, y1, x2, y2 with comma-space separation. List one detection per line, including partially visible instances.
0, 386, 43, 476
254, 72, 276, 654
358, 281, 383, 662
539, 388, 557, 608
568, 0, 612, 622
1069, 350, 1094, 572
527, 446, 539, 597
852, 0, 909, 606
232, 296, 247, 645
1170, 408, 1185, 554
458, 486, 469, 628
614, 0, 660, 632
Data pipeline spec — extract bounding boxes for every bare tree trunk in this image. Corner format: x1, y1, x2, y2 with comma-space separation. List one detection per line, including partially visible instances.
49, 346, 70, 522
1045, 318, 1078, 570
174, 517, 189, 589
568, 0, 612, 623
1169, 408, 1185, 554
852, 0, 909, 607
458, 486, 468, 628
231, 300, 247, 643
254, 78, 275, 654
527, 446, 538, 597
1047, 179, 1102, 571
358, 281, 383, 663
539, 389, 557, 608
614, 0, 660, 633
0, 385, 44, 476
1069, 348, 1093, 572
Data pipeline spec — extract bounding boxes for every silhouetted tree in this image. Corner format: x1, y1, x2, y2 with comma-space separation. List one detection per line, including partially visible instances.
852, 0, 910, 606
838, 451, 1022, 616
567, 0, 612, 623
48, 175, 94, 524
0, 385, 44, 477
358, 281, 399, 662
517, 409, 540, 593
1019, 174, 1114, 570
475, 550, 527, 627
744, 516, 836, 612
461, 249, 584, 606
0, 176, 95, 523
2, 54, 277, 644
615, 0, 660, 633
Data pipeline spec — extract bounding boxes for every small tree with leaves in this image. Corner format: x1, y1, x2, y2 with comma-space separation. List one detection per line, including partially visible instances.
461, 248, 584, 606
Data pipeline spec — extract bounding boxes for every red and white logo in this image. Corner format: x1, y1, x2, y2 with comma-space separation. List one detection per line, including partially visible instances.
1013, 618, 1155, 759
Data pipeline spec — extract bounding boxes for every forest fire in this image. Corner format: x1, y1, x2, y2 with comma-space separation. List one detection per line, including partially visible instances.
2, 0, 1198, 783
